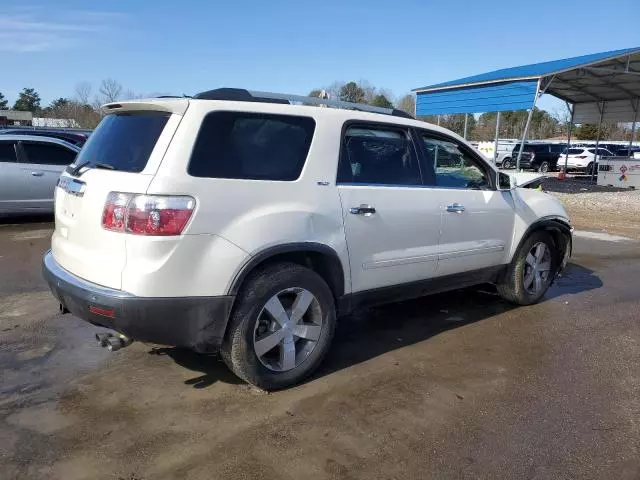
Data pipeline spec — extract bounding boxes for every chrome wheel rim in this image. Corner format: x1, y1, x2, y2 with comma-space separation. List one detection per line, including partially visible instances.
523, 242, 552, 295
253, 288, 323, 372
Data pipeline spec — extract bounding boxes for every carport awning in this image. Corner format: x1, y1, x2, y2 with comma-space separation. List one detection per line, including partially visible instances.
414, 47, 640, 121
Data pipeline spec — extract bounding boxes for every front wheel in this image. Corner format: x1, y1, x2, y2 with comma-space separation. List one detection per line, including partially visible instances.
221, 262, 336, 390
502, 158, 512, 169
538, 161, 550, 173
497, 231, 556, 305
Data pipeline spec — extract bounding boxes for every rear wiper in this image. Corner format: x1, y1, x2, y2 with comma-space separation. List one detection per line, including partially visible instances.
66, 161, 115, 177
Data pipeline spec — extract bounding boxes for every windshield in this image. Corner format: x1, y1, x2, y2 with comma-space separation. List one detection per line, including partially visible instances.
73, 111, 170, 173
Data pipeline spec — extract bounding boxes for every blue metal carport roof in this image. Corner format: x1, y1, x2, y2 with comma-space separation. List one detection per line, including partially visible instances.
413, 47, 640, 119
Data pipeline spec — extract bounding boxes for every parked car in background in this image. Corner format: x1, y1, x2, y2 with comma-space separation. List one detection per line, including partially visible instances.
510, 143, 565, 172
613, 146, 640, 158
559, 147, 613, 174
0, 128, 91, 147
0, 135, 80, 214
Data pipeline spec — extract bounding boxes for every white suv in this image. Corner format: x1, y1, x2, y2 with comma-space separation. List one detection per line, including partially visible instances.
43, 89, 572, 389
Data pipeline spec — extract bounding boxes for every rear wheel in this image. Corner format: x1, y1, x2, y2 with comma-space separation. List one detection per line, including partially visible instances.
538, 161, 550, 173
497, 231, 556, 305
221, 262, 336, 390
587, 162, 595, 175
502, 158, 512, 169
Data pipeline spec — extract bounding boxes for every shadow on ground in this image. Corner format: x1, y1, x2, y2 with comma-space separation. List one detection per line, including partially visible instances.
150, 261, 602, 389
0, 214, 54, 226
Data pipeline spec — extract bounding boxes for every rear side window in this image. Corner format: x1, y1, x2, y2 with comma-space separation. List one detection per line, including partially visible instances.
0, 141, 17, 163
74, 111, 170, 173
337, 125, 421, 185
189, 112, 315, 181
21, 142, 77, 166
568, 148, 584, 154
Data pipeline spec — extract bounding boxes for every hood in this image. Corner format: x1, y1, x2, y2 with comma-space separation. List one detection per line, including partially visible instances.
509, 172, 544, 188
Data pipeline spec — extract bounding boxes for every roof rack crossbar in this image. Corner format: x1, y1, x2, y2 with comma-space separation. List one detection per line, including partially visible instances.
192, 88, 414, 119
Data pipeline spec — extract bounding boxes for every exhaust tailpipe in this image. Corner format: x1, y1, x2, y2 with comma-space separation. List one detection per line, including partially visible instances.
95, 332, 132, 351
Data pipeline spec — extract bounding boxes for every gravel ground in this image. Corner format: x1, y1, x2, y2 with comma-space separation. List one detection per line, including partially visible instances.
540, 177, 640, 239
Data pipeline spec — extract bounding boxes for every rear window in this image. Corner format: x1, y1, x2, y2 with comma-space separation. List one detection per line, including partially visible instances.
188, 112, 315, 180
73, 111, 170, 173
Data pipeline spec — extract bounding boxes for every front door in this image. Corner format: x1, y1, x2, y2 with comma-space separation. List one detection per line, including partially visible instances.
337, 123, 440, 293
417, 131, 515, 276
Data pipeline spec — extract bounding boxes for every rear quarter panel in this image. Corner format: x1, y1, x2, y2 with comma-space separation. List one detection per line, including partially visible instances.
145, 101, 351, 296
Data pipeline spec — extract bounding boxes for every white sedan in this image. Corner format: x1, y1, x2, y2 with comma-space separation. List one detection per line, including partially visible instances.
560, 147, 613, 174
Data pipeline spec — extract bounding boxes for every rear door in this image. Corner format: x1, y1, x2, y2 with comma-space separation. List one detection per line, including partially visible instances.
52, 107, 183, 289
417, 130, 514, 276
0, 140, 24, 213
337, 123, 440, 293
17, 141, 78, 211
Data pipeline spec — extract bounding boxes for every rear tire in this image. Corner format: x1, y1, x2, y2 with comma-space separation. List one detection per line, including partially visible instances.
502, 158, 512, 169
587, 162, 595, 175
497, 231, 556, 306
221, 262, 336, 390
538, 161, 550, 173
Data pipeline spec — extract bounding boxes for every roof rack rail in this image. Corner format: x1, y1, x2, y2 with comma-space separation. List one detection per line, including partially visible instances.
192, 88, 414, 119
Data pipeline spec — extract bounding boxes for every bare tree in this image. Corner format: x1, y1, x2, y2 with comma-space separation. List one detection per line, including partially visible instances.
396, 94, 415, 116
99, 78, 123, 103
75, 82, 92, 105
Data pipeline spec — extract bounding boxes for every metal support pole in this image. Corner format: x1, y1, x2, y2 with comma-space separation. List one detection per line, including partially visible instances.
493, 111, 501, 166
591, 101, 604, 181
629, 98, 639, 153
437, 115, 441, 126
516, 79, 541, 171
564, 103, 575, 172
463, 114, 469, 139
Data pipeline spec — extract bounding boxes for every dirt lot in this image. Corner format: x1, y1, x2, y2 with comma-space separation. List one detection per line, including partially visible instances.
543, 176, 640, 240
1, 216, 639, 480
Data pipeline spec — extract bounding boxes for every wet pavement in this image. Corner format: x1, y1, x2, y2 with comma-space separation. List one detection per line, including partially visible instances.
1, 217, 639, 479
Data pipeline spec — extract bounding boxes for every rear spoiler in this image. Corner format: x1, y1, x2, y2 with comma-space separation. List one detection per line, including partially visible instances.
102, 98, 189, 115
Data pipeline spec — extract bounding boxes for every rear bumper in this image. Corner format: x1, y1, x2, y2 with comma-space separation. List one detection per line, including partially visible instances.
42, 250, 234, 353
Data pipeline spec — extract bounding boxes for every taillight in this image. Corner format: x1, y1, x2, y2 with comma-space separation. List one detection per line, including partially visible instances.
101, 192, 195, 236
576, 155, 588, 159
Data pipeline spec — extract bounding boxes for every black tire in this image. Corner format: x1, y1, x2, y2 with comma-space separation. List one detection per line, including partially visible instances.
587, 162, 595, 175
221, 262, 336, 390
502, 158, 512, 169
538, 161, 550, 173
497, 231, 556, 306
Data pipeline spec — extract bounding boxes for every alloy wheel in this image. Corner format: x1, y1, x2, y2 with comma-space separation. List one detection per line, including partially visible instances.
253, 288, 323, 372
523, 242, 552, 295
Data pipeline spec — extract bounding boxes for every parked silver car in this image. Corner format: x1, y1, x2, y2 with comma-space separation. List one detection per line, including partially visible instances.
0, 135, 80, 214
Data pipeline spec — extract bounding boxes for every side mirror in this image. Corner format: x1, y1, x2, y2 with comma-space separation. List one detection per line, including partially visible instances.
497, 171, 516, 191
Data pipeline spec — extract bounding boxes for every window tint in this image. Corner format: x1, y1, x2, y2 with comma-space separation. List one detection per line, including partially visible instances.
421, 134, 489, 189
550, 145, 566, 153
337, 126, 421, 185
0, 141, 17, 163
74, 111, 169, 173
21, 142, 77, 165
568, 148, 584, 154
189, 112, 315, 181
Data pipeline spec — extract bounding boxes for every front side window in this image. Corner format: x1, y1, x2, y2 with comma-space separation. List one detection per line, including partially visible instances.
189, 112, 315, 180
337, 126, 421, 185
421, 134, 490, 189
21, 142, 77, 166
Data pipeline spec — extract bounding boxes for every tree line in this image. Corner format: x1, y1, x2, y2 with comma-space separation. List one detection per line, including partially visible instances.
1, 80, 636, 141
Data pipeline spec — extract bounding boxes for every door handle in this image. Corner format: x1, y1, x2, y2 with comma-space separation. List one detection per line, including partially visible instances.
349, 204, 376, 216
446, 203, 465, 213
31, 171, 44, 177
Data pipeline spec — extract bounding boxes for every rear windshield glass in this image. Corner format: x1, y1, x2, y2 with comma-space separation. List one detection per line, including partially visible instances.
73, 111, 169, 173
188, 112, 315, 181
568, 148, 584, 154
